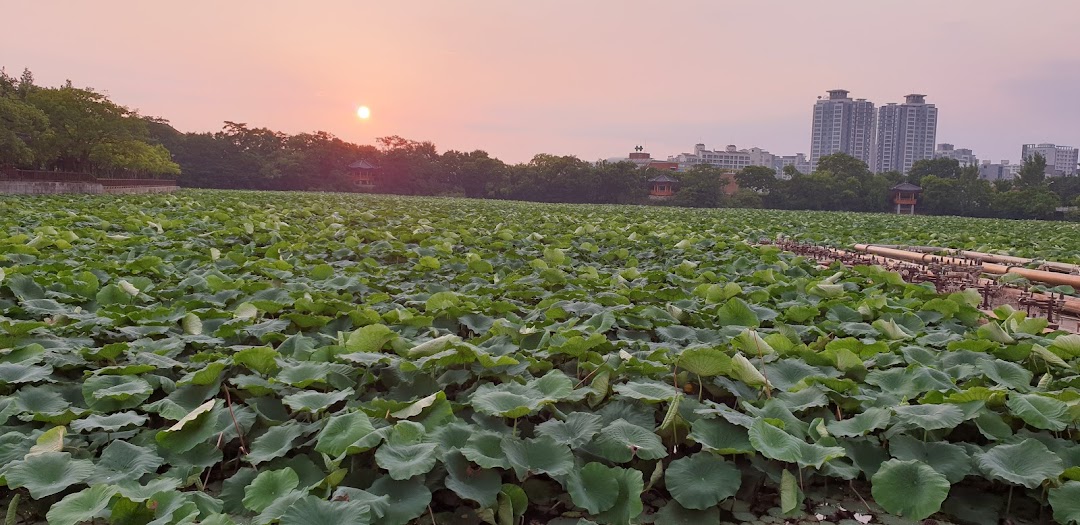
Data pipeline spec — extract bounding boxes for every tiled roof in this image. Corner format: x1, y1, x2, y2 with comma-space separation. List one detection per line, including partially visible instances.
348, 160, 378, 169
648, 174, 679, 183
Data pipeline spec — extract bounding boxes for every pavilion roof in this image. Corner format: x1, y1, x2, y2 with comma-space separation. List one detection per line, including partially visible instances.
348, 159, 378, 170
890, 182, 922, 192
648, 174, 679, 183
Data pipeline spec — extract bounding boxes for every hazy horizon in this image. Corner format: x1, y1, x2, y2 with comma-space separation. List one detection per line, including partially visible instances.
4, 1, 1079, 165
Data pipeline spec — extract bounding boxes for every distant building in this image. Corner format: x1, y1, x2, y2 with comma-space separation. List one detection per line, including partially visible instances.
1021, 143, 1078, 177
606, 146, 679, 171
874, 94, 938, 174
934, 144, 977, 167
772, 153, 811, 179
978, 160, 1022, 181
809, 89, 875, 171
672, 144, 775, 172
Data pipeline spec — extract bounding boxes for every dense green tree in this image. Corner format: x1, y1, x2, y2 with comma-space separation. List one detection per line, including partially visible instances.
908, 158, 961, 185
725, 188, 763, 208
148, 125, 269, 189
919, 171, 993, 217
525, 154, 600, 203
147, 119, 378, 190
955, 166, 994, 216
1017, 152, 1047, 187
0, 94, 49, 167
735, 165, 777, 193
919, 176, 958, 215
375, 135, 443, 195
280, 131, 376, 191
16, 68, 34, 98
673, 165, 726, 208
89, 140, 180, 177
993, 186, 1059, 219
24, 85, 150, 172
1048, 176, 1080, 205
0, 69, 177, 176
0, 68, 14, 95
441, 149, 508, 198
596, 160, 648, 204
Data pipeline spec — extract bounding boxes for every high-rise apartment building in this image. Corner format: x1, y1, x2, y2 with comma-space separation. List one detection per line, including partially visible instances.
1021, 143, 1078, 177
809, 89, 875, 171
874, 94, 938, 174
934, 144, 977, 167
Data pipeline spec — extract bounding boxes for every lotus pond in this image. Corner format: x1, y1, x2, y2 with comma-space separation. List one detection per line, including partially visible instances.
1, 191, 1080, 525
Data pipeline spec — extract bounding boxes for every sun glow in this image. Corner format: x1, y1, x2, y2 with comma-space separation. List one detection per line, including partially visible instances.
356, 106, 371, 120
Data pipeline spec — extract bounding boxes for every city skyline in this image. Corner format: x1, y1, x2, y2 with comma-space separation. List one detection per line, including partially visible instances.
3, 1, 1079, 165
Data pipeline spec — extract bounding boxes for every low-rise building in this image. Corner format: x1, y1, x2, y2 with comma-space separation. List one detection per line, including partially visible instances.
606, 147, 679, 171
934, 144, 978, 167
978, 160, 1022, 181
1021, 143, 1078, 177
772, 153, 811, 179
672, 144, 775, 172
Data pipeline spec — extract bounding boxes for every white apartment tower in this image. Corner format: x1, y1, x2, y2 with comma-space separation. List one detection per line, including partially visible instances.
1021, 143, 1078, 177
874, 94, 938, 174
809, 89, 875, 171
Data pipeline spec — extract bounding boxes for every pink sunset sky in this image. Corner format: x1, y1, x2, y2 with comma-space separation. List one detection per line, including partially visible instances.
4, 1, 1079, 164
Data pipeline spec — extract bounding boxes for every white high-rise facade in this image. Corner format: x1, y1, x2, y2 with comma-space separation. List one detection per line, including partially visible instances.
874, 94, 938, 174
809, 89, 875, 172
1021, 143, 1078, 177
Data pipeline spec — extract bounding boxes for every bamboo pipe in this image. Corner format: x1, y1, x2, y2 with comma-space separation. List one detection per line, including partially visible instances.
869, 245, 1079, 274
954, 250, 1080, 274
874, 245, 949, 253
853, 244, 1080, 289
774, 243, 1080, 319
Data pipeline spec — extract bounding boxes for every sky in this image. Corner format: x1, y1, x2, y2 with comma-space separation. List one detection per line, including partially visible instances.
3, 1, 1079, 165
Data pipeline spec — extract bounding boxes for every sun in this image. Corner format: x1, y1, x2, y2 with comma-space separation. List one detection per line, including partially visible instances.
356, 106, 371, 120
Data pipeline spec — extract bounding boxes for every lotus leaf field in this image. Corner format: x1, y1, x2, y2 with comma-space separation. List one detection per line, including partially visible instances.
3, 190, 1080, 525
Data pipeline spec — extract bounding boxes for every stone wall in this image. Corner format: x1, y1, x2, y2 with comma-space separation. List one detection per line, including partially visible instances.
0, 181, 105, 194
103, 185, 178, 194
0, 181, 177, 195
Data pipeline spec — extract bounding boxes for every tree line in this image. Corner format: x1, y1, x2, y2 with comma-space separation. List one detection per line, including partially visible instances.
732, 154, 1079, 220
0, 68, 179, 177
4, 67, 1078, 220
